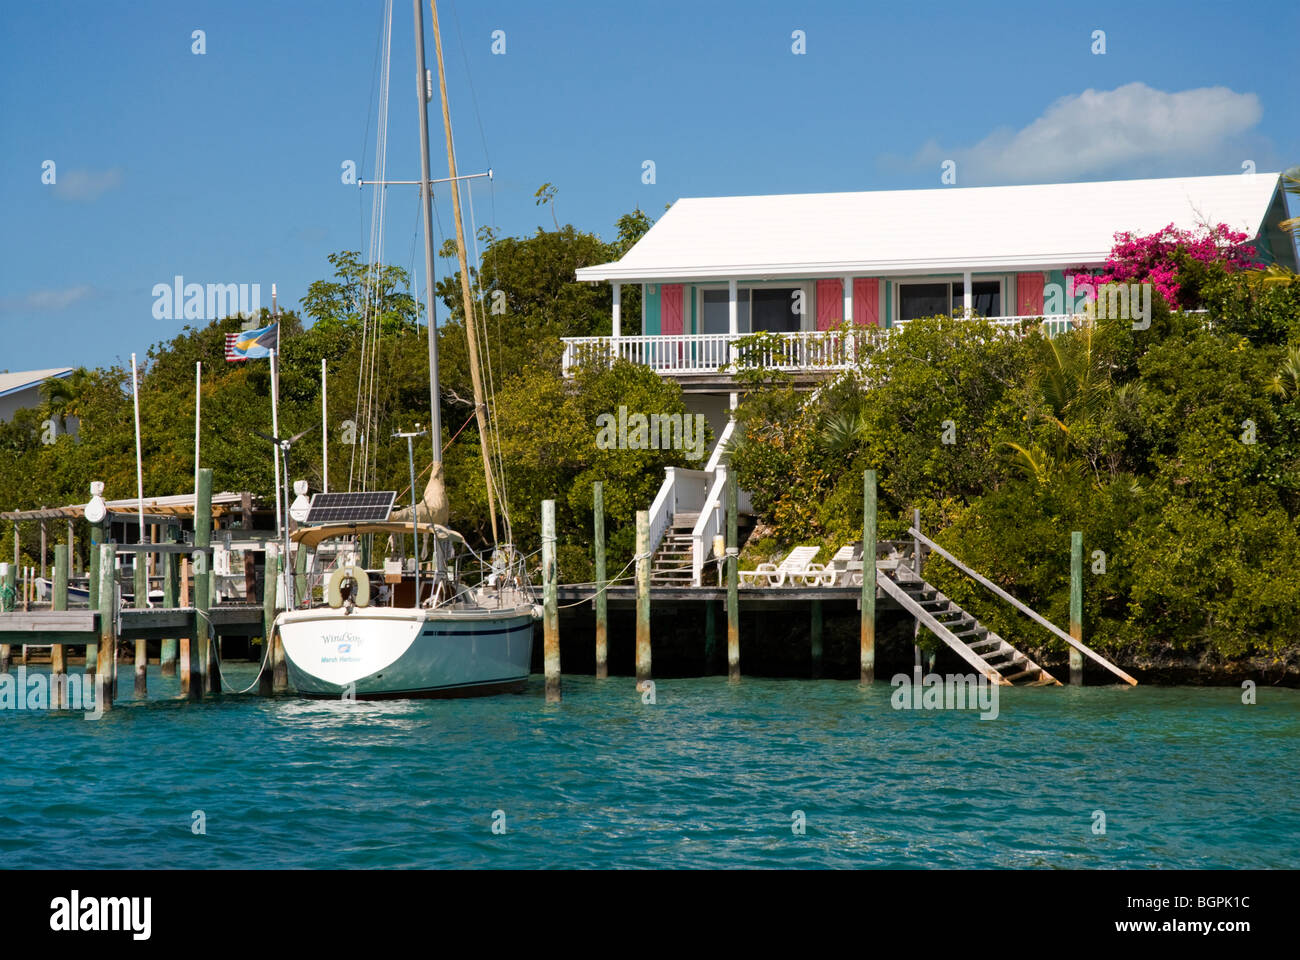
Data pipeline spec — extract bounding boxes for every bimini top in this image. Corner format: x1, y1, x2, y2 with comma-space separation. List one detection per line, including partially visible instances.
291, 521, 465, 550
575, 173, 1293, 283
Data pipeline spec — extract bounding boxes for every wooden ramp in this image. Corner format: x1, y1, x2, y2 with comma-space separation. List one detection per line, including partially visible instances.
879, 566, 1061, 687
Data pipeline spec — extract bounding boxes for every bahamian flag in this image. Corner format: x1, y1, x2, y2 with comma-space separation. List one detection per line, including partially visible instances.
224, 322, 278, 362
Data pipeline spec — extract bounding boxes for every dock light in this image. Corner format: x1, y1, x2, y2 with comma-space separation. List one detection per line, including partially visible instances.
85, 481, 107, 525
713, 534, 726, 586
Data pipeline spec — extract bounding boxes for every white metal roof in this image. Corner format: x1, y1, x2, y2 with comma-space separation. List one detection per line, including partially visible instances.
576, 173, 1286, 283
0, 368, 73, 399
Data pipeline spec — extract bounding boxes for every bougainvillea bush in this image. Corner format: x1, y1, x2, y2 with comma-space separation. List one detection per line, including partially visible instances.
1069, 223, 1257, 310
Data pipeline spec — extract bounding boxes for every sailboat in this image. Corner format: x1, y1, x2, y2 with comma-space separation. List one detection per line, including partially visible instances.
275, 0, 538, 699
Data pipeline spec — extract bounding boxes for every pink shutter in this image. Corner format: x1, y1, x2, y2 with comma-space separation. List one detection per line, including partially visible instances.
661, 284, 684, 335
853, 278, 879, 327
816, 279, 842, 331
1017, 273, 1045, 316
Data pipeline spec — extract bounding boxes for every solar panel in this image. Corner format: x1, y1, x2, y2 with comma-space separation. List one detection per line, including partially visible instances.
304, 491, 397, 525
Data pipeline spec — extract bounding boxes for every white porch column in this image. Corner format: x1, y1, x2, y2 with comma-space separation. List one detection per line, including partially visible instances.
962, 270, 972, 317
843, 276, 853, 325
728, 279, 739, 412
611, 282, 621, 337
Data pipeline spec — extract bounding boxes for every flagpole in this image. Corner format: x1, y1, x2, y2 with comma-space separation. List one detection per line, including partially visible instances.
321, 358, 329, 493
130, 353, 146, 551
270, 285, 283, 536
194, 361, 201, 515
271, 348, 282, 536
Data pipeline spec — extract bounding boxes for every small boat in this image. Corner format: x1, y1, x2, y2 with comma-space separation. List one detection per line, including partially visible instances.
278, 522, 536, 698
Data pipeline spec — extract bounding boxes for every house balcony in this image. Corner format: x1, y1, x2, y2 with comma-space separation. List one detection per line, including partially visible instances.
560, 315, 1087, 386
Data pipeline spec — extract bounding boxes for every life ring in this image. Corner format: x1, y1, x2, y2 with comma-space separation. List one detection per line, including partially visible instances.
326, 565, 370, 609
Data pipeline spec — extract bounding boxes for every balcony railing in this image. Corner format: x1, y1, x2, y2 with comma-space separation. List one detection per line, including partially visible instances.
560, 315, 1091, 377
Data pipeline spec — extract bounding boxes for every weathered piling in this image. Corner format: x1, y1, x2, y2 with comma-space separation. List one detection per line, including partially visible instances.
160, 528, 178, 676
96, 543, 116, 709
179, 557, 191, 694
912, 507, 923, 666
810, 599, 823, 678
271, 550, 288, 692
726, 468, 739, 682
635, 509, 651, 683
861, 469, 877, 684
133, 549, 148, 698
0, 559, 10, 673
1070, 531, 1084, 685
88, 516, 104, 611
86, 514, 104, 676
260, 544, 278, 697
51, 544, 68, 703
592, 481, 608, 679
542, 499, 560, 702
190, 467, 212, 700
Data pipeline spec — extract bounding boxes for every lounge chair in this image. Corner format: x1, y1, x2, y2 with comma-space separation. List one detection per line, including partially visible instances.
824, 544, 860, 586
740, 545, 821, 587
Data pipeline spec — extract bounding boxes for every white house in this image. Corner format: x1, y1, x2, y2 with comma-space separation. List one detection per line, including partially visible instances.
569, 172, 1297, 436
0, 368, 73, 424
565, 172, 1299, 585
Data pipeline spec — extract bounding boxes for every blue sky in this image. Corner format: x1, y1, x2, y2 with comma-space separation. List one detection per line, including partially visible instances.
2, 0, 1297, 372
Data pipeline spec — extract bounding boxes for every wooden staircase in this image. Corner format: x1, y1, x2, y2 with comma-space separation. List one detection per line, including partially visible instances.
650, 513, 697, 585
880, 566, 1060, 686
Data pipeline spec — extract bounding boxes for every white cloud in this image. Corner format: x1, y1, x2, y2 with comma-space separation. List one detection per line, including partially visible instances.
912, 83, 1262, 183
0, 285, 96, 312
53, 167, 124, 201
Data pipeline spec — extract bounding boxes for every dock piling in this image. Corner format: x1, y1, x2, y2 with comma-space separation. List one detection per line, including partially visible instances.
260, 544, 278, 696
1070, 531, 1084, 685
190, 468, 212, 700
133, 547, 148, 698
861, 469, 877, 684
726, 468, 739, 682
160, 527, 178, 676
542, 499, 560, 702
96, 543, 116, 709
635, 509, 651, 683
271, 551, 288, 692
52, 544, 67, 705
179, 557, 190, 694
593, 482, 608, 679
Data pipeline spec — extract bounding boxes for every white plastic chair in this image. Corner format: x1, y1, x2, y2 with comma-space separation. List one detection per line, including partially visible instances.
744, 546, 822, 587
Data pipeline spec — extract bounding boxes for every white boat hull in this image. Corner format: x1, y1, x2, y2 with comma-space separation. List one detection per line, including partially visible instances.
277, 606, 535, 699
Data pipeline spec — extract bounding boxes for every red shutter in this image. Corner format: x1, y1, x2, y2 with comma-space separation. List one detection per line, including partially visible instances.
661, 284, 684, 335
1017, 273, 1045, 316
816, 279, 842, 331
853, 278, 879, 327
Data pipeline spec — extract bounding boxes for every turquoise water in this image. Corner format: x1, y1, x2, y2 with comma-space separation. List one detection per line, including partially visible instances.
2, 665, 1297, 868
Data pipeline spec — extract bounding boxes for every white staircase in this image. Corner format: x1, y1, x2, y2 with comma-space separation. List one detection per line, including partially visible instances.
643, 420, 753, 586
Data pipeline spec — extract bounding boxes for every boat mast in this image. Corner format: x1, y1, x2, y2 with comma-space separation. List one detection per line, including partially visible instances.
429, 0, 500, 544
412, 0, 445, 574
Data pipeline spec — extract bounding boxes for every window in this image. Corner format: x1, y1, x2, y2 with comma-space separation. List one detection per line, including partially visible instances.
898, 279, 1002, 321
699, 286, 804, 333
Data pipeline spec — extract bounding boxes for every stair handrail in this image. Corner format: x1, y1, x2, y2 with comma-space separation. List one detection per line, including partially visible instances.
690, 467, 729, 586
704, 418, 736, 474
907, 526, 1138, 686
646, 468, 678, 560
